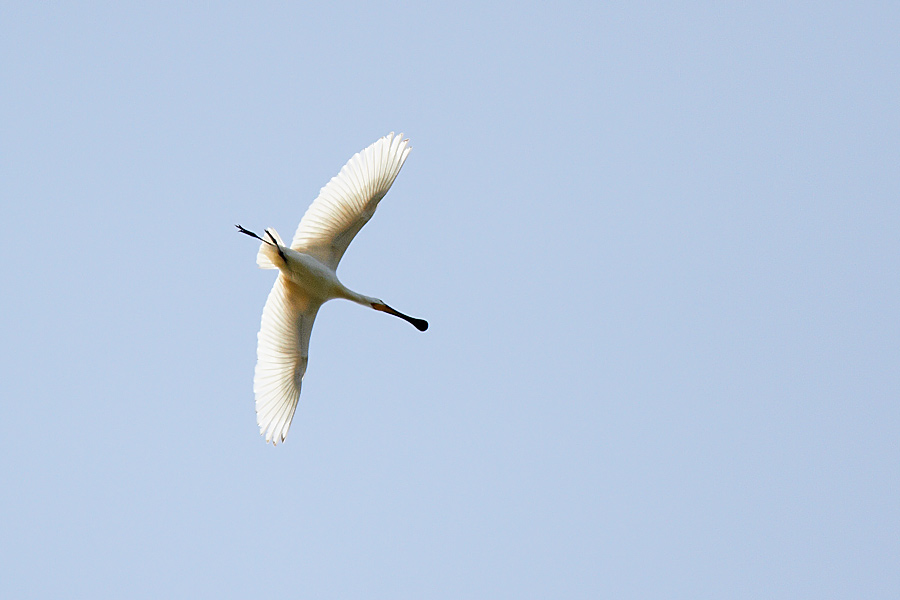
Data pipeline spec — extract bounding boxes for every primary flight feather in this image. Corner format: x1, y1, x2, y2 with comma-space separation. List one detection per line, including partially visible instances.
237, 133, 427, 445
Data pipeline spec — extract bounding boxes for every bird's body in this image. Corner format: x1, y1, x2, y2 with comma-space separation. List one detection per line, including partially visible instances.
238, 133, 427, 445
271, 244, 348, 302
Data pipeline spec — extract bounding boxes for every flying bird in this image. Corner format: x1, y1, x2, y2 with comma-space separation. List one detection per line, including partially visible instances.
237, 133, 427, 445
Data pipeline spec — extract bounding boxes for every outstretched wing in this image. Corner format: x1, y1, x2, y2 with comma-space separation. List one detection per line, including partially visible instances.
254, 274, 321, 445
291, 132, 411, 270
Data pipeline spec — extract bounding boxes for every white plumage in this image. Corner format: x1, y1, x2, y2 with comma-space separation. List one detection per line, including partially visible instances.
238, 133, 427, 445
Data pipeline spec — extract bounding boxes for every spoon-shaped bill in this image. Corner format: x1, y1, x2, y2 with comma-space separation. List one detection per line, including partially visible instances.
373, 302, 428, 331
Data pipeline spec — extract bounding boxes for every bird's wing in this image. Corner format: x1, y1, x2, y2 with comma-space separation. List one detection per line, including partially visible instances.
254, 274, 321, 445
291, 132, 411, 270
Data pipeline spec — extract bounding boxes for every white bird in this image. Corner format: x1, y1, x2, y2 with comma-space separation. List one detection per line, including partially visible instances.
237, 132, 427, 445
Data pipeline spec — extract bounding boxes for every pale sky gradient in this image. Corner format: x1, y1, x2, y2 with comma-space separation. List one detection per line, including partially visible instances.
2, 2, 898, 598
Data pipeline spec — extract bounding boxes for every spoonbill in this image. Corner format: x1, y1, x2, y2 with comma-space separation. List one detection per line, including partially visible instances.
237, 132, 427, 445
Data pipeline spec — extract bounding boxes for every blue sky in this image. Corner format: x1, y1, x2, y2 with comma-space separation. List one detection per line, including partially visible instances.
1, 2, 898, 598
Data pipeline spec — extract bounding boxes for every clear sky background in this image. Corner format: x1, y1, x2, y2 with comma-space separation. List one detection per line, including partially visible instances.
1, 2, 898, 598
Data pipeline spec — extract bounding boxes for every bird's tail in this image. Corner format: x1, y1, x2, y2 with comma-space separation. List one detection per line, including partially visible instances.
256, 228, 286, 269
